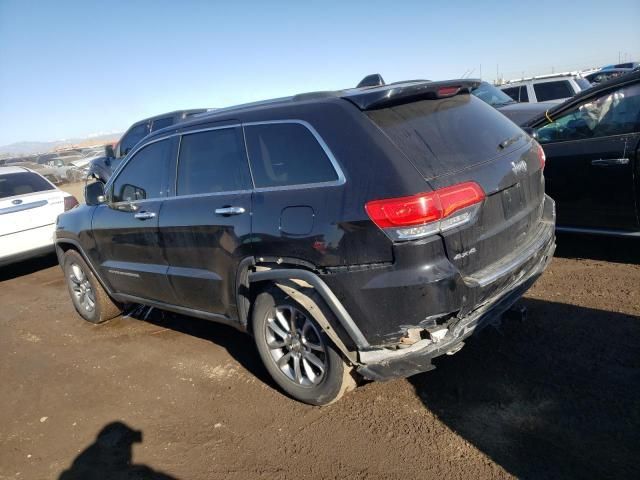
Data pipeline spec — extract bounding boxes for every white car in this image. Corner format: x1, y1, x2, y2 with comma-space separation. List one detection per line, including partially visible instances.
0, 166, 78, 266
498, 73, 592, 103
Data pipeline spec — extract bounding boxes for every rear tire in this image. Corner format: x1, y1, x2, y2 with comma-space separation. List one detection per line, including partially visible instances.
62, 250, 121, 324
252, 287, 355, 405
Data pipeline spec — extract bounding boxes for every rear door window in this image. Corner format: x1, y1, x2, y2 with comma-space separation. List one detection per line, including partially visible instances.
0, 172, 54, 198
501, 86, 529, 102
151, 116, 174, 131
119, 122, 150, 157
501, 87, 519, 101
244, 123, 339, 188
176, 127, 252, 195
533, 81, 574, 101
367, 95, 526, 179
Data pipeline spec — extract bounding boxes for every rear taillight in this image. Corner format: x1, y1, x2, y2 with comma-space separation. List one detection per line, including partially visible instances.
437, 86, 461, 98
365, 182, 485, 241
537, 143, 546, 170
64, 195, 79, 211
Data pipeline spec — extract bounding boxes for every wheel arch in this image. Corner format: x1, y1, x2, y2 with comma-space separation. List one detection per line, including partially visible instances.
238, 257, 368, 364
55, 239, 115, 297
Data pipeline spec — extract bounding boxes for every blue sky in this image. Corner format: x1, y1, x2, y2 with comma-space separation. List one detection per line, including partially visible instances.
0, 0, 638, 146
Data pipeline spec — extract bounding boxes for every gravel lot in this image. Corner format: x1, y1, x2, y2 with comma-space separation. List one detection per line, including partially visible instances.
0, 234, 638, 480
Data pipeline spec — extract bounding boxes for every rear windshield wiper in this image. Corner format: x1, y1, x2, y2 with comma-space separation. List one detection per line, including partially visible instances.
498, 133, 523, 150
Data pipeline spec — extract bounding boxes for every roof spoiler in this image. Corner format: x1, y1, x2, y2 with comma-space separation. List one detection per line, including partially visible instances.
342, 79, 481, 110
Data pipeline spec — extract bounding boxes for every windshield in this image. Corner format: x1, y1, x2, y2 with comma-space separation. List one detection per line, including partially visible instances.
471, 82, 516, 107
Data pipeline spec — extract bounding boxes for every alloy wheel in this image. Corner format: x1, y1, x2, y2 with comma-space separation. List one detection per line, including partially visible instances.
265, 304, 328, 387
68, 263, 96, 313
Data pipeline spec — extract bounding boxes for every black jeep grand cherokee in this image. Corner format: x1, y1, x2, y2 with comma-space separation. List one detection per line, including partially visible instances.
56, 79, 556, 405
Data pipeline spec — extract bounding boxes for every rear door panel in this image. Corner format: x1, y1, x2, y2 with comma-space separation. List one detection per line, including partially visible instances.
160, 192, 252, 314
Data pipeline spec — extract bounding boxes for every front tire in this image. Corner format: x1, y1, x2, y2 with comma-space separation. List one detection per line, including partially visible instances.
252, 287, 354, 406
63, 250, 121, 324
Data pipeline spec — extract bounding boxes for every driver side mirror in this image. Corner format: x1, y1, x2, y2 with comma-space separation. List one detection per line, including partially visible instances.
85, 181, 106, 206
522, 127, 538, 139
104, 144, 115, 159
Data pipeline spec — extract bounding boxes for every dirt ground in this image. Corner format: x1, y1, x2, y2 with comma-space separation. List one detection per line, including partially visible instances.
0, 234, 638, 480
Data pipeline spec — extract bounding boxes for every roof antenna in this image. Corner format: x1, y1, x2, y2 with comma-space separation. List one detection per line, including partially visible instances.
357, 74, 385, 88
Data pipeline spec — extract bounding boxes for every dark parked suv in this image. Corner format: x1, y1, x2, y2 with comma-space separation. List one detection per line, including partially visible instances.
56, 79, 556, 405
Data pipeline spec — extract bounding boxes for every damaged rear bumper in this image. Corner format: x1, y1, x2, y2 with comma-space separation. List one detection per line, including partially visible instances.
356, 219, 556, 381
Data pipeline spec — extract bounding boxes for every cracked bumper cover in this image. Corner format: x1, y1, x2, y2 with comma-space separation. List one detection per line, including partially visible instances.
356, 218, 556, 381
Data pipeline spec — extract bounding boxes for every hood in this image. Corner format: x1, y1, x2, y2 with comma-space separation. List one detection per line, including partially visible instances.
496, 101, 561, 126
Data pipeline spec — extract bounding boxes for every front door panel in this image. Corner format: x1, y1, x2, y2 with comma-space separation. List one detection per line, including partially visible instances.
92, 201, 175, 301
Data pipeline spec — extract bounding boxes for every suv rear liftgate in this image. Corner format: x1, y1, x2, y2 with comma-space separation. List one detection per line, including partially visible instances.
321, 80, 556, 380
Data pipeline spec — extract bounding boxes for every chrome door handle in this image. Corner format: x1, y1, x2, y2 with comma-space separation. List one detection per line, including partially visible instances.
591, 158, 629, 166
134, 211, 156, 220
215, 206, 246, 216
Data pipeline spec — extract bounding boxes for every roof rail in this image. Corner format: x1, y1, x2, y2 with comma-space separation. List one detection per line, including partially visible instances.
499, 71, 585, 85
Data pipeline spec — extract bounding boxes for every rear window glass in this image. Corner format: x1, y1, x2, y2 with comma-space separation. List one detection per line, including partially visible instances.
575, 78, 591, 90
472, 82, 515, 107
533, 81, 573, 101
119, 122, 150, 157
244, 123, 339, 188
0, 171, 54, 198
151, 116, 173, 131
366, 95, 526, 179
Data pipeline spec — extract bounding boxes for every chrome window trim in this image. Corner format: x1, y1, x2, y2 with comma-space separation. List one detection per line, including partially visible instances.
106, 119, 346, 199
163, 189, 253, 202
243, 119, 347, 192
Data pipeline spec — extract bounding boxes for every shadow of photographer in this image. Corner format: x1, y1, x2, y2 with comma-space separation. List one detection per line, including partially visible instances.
59, 421, 177, 480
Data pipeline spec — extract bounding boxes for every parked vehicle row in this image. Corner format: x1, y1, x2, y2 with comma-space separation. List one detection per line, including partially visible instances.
55, 79, 556, 405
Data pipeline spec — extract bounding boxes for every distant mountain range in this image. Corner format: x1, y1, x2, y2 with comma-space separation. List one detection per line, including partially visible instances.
0, 133, 122, 157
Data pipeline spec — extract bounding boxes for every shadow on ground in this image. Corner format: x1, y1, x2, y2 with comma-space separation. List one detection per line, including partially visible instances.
0, 253, 58, 281
555, 232, 640, 265
59, 421, 177, 480
409, 298, 640, 479
125, 305, 277, 390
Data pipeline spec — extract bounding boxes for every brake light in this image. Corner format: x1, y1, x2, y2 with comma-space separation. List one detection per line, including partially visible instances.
365, 182, 485, 241
537, 143, 546, 170
437, 86, 461, 98
64, 195, 79, 211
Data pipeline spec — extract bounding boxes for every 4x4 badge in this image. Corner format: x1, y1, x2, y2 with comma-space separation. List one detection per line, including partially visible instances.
511, 160, 528, 176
